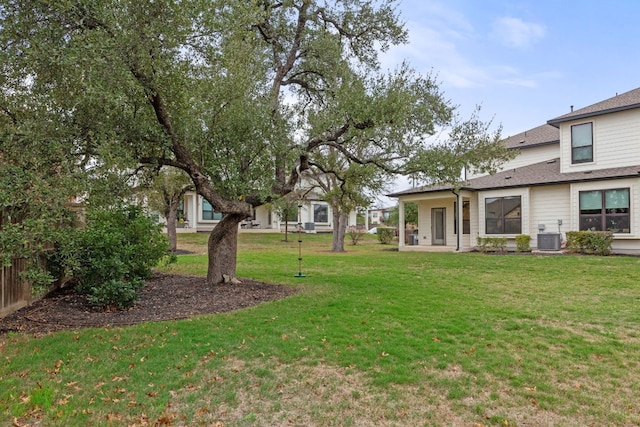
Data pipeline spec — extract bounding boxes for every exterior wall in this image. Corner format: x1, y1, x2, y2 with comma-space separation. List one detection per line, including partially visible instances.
528, 184, 571, 248
467, 144, 559, 180
254, 205, 275, 229
502, 144, 559, 173
560, 109, 640, 173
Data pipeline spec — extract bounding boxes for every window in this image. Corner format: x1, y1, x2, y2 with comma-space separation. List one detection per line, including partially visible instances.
454, 201, 470, 234
177, 200, 185, 221
202, 199, 223, 221
571, 122, 593, 164
313, 204, 328, 223
485, 196, 521, 234
579, 188, 630, 233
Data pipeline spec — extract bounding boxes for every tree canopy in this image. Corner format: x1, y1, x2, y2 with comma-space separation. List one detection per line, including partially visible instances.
0, 0, 512, 284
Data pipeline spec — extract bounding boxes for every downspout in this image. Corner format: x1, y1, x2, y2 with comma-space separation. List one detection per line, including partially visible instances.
451, 189, 460, 252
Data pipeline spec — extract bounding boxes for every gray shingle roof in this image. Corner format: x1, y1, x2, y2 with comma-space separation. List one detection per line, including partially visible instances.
548, 87, 640, 126
502, 124, 559, 149
389, 159, 640, 197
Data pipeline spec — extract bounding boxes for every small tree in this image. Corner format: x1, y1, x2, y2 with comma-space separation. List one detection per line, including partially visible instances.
307, 148, 383, 252
271, 196, 300, 242
145, 168, 193, 252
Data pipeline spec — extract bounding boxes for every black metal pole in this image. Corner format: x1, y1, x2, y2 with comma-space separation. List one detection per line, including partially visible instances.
294, 202, 306, 278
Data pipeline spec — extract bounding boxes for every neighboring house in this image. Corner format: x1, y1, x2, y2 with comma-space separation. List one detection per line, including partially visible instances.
368, 207, 393, 227
174, 186, 357, 233
389, 87, 640, 254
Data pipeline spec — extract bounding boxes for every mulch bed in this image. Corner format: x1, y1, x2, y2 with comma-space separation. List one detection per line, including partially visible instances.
0, 273, 298, 337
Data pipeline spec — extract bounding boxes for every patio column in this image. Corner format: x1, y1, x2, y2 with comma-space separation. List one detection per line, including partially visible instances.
456, 192, 463, 252
188, 193, 197, 228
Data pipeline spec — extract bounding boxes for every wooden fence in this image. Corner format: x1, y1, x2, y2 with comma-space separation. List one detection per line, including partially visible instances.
1, 257, 31, 318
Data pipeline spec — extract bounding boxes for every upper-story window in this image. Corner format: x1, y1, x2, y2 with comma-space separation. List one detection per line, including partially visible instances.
571, 122, 593, 164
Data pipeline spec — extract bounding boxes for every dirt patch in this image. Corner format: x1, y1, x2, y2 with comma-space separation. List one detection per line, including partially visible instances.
0, 273, 298, 336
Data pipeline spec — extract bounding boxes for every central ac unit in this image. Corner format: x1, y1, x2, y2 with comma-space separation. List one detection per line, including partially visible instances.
537, 233, 561, 251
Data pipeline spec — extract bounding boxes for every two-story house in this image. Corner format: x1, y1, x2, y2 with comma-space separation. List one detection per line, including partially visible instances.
389, 87, 640, 254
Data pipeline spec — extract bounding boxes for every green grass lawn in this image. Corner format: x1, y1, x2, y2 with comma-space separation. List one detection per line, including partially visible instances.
2, 233, 640, 426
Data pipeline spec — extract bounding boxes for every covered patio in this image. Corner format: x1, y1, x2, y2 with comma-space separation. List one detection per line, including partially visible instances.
394, 189, 475, 252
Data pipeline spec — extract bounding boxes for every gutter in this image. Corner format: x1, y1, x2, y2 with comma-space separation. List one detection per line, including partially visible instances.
451, 189, 460, 252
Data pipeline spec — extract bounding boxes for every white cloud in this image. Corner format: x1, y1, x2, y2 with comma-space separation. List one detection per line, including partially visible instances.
379, 21, 486, 89
491, 17, 546, 48
381, 22, 542, 90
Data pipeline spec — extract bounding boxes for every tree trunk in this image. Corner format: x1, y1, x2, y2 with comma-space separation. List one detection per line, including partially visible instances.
331, 209, 348, 252
166, 203, 179, 252
283, 220, 289, 242
207, 212, 245, 284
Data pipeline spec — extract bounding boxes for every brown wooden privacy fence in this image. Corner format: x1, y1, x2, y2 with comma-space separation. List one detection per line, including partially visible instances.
1, 257, 31, 318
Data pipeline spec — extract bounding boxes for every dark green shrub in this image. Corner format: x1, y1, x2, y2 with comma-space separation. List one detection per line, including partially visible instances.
84, 278, 144, 309
515, 234, 531, 252
49, 206, 170, 309
566, 231, 613, 255
377, 227, 395, 244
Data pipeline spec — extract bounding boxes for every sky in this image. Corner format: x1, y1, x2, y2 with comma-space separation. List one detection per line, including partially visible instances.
378, 0, 640, 200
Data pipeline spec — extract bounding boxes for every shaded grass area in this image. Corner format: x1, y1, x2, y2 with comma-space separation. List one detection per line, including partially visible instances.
2, 233, 640, 426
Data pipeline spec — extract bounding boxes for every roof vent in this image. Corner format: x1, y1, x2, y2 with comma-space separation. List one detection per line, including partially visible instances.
546, 159, 557, 164
584, 170, 592, 174
519, 139, 525, 144
570, 105, 574, 112
505, 176, 512, 180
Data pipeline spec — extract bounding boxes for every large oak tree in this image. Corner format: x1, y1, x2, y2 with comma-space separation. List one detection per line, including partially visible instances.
1, 0, 512, 284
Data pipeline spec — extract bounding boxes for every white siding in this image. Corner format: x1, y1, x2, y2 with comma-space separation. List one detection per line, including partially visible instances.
529, 185, 571, 241
560, 109, 640, 173
467, 144, 559, 179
